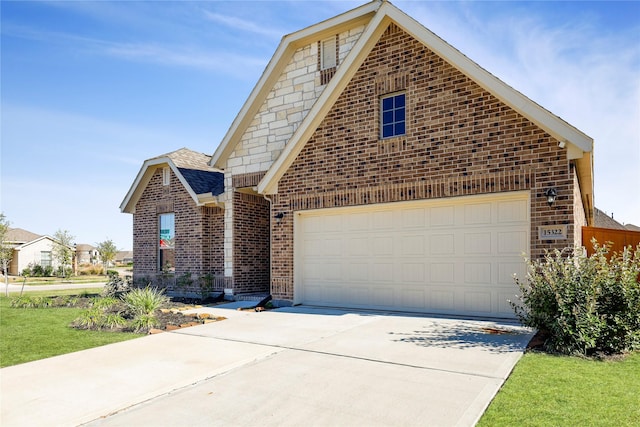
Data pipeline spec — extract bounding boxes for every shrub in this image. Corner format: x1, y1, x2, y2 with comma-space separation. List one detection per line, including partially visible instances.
78, 264, 105, 275
176, 272, 193, 293
123, 286, 168, 316
102, 272, 131, 298
72, 308, 105, 330
129, 313, 159, 333
513, 242, 640, 356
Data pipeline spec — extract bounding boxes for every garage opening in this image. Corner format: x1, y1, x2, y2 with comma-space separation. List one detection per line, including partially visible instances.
294, 191, 530, 318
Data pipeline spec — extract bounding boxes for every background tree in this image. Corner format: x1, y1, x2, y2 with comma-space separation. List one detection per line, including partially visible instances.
52, 229, 74, 278
96, 239, 118, 274
0, 213, 13, 296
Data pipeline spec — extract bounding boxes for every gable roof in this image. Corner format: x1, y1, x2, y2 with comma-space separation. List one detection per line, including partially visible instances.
254, 0, 593, 201
209, 0, 380, 170
593, 208, 627, 230
120, 148, 224, 214
13, 234, 73, 251
5, 228, 41, 244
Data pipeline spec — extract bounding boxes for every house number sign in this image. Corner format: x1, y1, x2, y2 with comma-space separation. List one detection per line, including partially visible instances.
538, 225, 567, 240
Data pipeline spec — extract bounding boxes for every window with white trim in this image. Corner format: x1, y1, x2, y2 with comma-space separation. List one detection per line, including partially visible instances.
321, 36, 337, 70
380, 92, 406, 138
162, 167, 170, 186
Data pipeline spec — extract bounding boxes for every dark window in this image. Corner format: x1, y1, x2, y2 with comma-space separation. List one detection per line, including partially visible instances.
381, 93, 406, 138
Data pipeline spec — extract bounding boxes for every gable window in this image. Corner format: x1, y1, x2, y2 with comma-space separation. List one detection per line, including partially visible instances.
321, 36, 337, 70
319, 35, 338, 85
162, 167, 171, 186
158, 213, 175, 272
380, 92, 406, 139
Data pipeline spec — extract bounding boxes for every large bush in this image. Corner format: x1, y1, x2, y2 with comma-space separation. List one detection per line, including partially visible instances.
513, 242, 640, 356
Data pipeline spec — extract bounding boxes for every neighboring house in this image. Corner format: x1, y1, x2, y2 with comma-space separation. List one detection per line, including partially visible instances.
583, 207, 640, 255
5, 228, 73, 275
122, 0, 594, 318
76, 244, 99, 265
115, 251, 134, 265
593, 208, 627, 230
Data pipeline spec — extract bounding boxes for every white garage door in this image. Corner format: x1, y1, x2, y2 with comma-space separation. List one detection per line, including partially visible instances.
295, 191, 529, 318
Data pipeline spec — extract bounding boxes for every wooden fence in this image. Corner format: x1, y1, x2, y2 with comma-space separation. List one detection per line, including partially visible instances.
582, 226, 640, 256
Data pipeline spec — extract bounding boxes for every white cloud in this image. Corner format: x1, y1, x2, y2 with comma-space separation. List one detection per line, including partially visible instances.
202, 10, 284, 39
402, 1, 640, 225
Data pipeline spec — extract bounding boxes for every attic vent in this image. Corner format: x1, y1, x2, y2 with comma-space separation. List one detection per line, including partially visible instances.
376, 72, 408, 94
318, 35, 338, 85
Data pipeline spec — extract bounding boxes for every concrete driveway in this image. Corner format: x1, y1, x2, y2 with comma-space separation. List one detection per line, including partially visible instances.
1, 305, 534, 427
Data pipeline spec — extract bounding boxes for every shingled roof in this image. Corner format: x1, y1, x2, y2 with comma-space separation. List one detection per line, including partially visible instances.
5, 228, 41, 244
120, 148, 224, 213
593, 207, 627, 230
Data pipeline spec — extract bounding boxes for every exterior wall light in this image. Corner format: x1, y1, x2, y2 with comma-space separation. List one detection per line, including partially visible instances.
274, 212, 285, 223
544, 188, 557, 206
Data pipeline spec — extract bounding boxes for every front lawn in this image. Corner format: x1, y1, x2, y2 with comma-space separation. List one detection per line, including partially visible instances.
478, 351, 640, 426
0, 289, 141, 367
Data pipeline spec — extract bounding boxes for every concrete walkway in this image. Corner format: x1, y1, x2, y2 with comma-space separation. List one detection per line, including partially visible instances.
0, 305, 534, 427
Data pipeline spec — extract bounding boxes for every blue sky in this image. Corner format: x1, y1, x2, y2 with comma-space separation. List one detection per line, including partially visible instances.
1, 1, 639, 250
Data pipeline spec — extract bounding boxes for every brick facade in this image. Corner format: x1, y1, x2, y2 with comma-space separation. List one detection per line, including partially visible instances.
232, 192, 271, 294
270, 24, 584, 302
132, 168, 224, 293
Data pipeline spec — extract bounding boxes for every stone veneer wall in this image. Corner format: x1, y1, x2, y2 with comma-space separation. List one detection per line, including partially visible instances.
269, 24, 581, 302
132, 167, 224, 292
226, 25, 366, 176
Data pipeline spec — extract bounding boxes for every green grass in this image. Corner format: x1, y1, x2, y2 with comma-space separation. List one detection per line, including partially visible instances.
6, 275, 108, 286
0, 289, 142, 367
478, 352, 640, 427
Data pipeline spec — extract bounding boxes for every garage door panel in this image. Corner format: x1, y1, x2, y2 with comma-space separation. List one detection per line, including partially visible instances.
430, 263, 455, 283
431, 290, 455, 311
464, 232, 492, 254
498, 262, 526, 284
373, 237, 393, 255
430, 234, 455, 255
464, 292, 492, 313
296, 192, 529, 318
400, 288, 426, 309
348, 263, 370, 282
402, 208, 425, 228
401, 263, 425, 283
464, 263, 492, 284
430, 206, 455, 227
464, 203, 492, 225
347, 237, 369, 257
498, 231, 528, 254
372, 210, 394, 229
401, 235, 425, 256
498, 199, 528, 223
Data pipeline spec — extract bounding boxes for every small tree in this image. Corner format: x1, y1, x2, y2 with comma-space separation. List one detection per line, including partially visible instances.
0, 213, 13, 296
96, 239, 118, 273
52, 229, 74, 278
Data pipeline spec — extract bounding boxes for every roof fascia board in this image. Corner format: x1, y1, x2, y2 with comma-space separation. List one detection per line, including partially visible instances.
259, 1, 593, 194
209, 1, 381, 170
120, 158, 201, 213
120, 158, 167, 213
382, 5, 593, 153
258, 10, 391, 195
